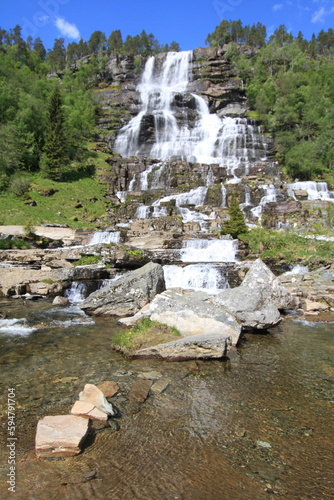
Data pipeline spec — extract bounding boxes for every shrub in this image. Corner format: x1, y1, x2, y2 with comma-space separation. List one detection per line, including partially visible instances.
9, 174, 31, 197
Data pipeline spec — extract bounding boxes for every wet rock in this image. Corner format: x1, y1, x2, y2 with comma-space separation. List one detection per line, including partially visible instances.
97, 381, 120, 398
79, 383, 117, 416
151, 378, 170, 395
135, 332, 232, 360
80, 262, 165, 316
137, 371, 162, 380
128, 379, 152, 403
256, 440, 272, 449
35, 415, 90, 458
70, 401, 109, 422
52, 296, 69, 306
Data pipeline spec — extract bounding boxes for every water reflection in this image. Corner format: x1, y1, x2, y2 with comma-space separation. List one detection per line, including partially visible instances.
0, 298, 333, 499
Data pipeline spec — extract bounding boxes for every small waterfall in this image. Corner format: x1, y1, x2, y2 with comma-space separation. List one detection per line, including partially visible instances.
65, 282, 87, 303
163, 264, 230, 294
288, 181, 334, 202
89, 231, 121, 245
181, 239, 237, 263
251, 184, 278, 218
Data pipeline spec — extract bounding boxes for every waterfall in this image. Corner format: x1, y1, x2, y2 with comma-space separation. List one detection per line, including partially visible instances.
65, 282, 87, 303
181, 239, 237, 263
89, 231, 121, 245
163, 264, 230, 294
115, 51, 267, 182
287, 181, 334, 202
251, 184, 278, 218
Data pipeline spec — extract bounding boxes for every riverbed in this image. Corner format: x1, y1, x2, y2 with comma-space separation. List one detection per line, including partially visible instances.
0, 298, 333, 499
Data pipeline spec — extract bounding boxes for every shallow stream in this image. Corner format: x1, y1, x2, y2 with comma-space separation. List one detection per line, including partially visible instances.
0, 298, 333, 499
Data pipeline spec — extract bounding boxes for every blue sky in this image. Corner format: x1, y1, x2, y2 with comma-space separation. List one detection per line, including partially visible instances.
1, 0, 334, 50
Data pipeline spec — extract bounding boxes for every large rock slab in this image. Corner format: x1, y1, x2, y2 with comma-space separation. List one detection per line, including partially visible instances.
135, 332, 232, 360
80, 262, 165, 316
35, 415, 90, 458
149, 289, 242, 346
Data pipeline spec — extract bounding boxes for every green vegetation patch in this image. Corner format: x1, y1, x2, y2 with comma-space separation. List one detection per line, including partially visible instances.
239, 228, 334, 268
73, 255, 101, 266
111, 317, 180, 356
0, 238, 30, 250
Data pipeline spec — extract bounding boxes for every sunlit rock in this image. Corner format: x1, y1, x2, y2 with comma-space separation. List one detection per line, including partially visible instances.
35, 415, 90, 458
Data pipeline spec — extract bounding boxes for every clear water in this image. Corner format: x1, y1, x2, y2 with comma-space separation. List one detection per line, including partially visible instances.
0, 299, 333, 499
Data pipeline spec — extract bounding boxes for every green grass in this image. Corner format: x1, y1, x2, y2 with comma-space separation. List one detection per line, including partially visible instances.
0, 172, 109, 229
111, 317, 180, 356
73, 255, 100, 266
239, 228, 334, 268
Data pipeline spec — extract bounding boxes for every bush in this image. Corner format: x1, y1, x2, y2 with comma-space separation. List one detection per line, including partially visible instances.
9, 174, 31, 197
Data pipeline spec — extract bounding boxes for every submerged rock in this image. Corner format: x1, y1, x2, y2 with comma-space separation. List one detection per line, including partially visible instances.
80, 262, 165, 316
135, 332, 232, 360
35, 415, 90, 458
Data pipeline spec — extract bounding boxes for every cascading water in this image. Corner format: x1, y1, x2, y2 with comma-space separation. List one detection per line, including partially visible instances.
251, 184, 279, 218
65, 282, 87, 303
180, 239, 237, 263
114, 51, 267, 182
89, 231, 121, 245
163, 264, 230, 294
287, 181, 334, 202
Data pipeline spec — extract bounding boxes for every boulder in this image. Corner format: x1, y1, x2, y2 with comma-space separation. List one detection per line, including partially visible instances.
35, 415, 90, 458
241, 259, 292, 310
213, 287, 281, 329
78, 383, 117, 416
52, 296, 69, 306
80, 262, 165, 316
135, 332, 232, 360
149, 289, 241, 346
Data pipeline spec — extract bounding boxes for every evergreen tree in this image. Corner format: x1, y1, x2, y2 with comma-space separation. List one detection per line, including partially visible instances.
221, 194, 248, 238
40, 85, 67, 181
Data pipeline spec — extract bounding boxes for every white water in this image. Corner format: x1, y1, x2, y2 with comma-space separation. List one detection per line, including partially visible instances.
163, 264, 230, 294
251, 184, 278, 218
65, 282, 87, 303
287, 181, 334, 202
89, 231, 121, 245
181, 239, 237, 263
0, 318, 37, 337
115, 51, 267, 183
284, 264, 309, 275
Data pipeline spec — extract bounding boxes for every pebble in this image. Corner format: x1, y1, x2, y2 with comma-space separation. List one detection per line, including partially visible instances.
256, 440, 272, 449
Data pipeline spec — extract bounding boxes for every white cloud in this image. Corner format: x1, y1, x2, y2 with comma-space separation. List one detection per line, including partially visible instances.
38, 15, 50, 22
312, 7, 326, 22
55, 17, 80, 39
272, 3, 284, 11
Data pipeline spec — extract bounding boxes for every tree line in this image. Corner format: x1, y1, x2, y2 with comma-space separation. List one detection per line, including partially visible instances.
206, 20, 334, 182
0, 25, 180, 73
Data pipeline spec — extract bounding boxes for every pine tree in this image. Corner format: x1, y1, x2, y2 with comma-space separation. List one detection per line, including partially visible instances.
221, 194, 248, 238
40, 85, 67, 181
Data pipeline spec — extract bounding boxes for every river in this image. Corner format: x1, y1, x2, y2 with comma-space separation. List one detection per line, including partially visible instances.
0, 298, 333, 499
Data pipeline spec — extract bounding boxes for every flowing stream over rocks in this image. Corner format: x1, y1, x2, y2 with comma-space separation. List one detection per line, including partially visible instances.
0, 298, 333, 499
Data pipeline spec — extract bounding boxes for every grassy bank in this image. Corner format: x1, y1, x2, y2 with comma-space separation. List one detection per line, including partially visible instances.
239, 228, 334, 268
